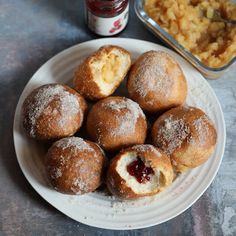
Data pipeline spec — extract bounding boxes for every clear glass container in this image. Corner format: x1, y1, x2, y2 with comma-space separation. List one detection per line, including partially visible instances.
135, 0, 236, 79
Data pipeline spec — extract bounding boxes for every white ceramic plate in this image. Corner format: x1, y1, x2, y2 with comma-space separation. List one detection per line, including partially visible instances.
13, 38, 225, 230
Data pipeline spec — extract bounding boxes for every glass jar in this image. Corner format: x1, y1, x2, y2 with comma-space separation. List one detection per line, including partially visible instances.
86, 0, 129, 36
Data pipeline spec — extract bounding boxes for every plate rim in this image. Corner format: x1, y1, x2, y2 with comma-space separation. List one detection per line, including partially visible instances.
13, 37, 226, 230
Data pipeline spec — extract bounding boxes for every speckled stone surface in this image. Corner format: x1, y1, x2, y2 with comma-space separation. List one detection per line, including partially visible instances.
0, 0, 235, 235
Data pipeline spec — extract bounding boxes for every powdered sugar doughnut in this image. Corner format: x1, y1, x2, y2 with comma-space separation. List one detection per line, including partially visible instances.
45, 137, 106, 195
127, 51, 187, 113
86, 96, 147, 152
73, 45, 131, 100
151, 106, 217, 172
106, 144, 174, 199
22, 84, 87, 141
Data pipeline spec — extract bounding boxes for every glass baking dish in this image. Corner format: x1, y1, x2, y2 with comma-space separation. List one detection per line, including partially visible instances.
135, 0, 236, 79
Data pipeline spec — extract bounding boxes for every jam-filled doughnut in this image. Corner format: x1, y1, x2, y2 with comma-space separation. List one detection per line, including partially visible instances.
106, 144, 174, 199
22, 83, 87, 141
73, 45, 131, 100
45, 137, 106, 195
127, 50, 187, 113
86, 96, 147, 152
152, 106, 217, 172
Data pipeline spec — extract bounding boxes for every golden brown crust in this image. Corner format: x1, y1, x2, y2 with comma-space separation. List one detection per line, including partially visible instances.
106, 145, 174, 199
22, 83, 87, 141
73, 45, 131, 101
45, 137, 106, 195
151, 106, 217, 172
127, 50, 187, 113
86, 96, 147, 152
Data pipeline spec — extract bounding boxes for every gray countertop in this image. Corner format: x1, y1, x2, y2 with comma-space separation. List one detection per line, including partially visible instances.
0, 1, 235, 235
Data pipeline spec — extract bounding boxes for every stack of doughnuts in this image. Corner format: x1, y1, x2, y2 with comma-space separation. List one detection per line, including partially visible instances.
21, 45, 217, 200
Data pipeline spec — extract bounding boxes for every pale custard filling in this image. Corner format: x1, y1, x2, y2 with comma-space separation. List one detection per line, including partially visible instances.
101, 54, 122, 84
90, 49, 129, 95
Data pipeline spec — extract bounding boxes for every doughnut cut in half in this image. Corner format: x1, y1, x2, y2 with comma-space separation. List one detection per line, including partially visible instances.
106, 145, 174, 199
73, 45, 131, 100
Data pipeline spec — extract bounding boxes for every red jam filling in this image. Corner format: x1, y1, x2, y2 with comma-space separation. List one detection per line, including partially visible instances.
127, 157, 154, 184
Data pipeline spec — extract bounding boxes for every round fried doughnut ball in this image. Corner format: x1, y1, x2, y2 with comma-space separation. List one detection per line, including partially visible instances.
127, 50, 187, 113
151, 106, 217, 172
45, 137, 106, 195
22, 84, 87, 141
87, 96, 147, 152
106, 144, 174, 199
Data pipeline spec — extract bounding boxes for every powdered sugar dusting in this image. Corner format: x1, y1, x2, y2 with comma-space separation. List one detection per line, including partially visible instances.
131, 144, 161, 157
25, 84, 81, 137
192, 115, 210, 145
131, 51, 177, 98
72, 177, 88, 194
50, 167, 62, 179
49, 137, 102, 194
103, 98, 145, 137
157, 115, 190, 155
104, 100, 128, 112
54, 137, 94, 153
104, 98, 145, 117
58, 92, 81, 127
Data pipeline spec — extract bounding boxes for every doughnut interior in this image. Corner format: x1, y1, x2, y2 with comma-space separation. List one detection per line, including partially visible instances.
90, 47, 130, 96
116, 152, 162, 195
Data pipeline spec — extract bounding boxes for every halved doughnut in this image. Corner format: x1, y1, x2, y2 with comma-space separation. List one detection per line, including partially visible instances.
106, 145, 174, 199
73, 45, 131, 100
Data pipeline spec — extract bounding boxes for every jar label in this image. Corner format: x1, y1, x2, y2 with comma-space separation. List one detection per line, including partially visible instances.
87, 4, 129, 36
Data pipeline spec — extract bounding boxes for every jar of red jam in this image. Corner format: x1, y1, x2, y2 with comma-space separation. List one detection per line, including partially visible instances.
86, 0, 129, 36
